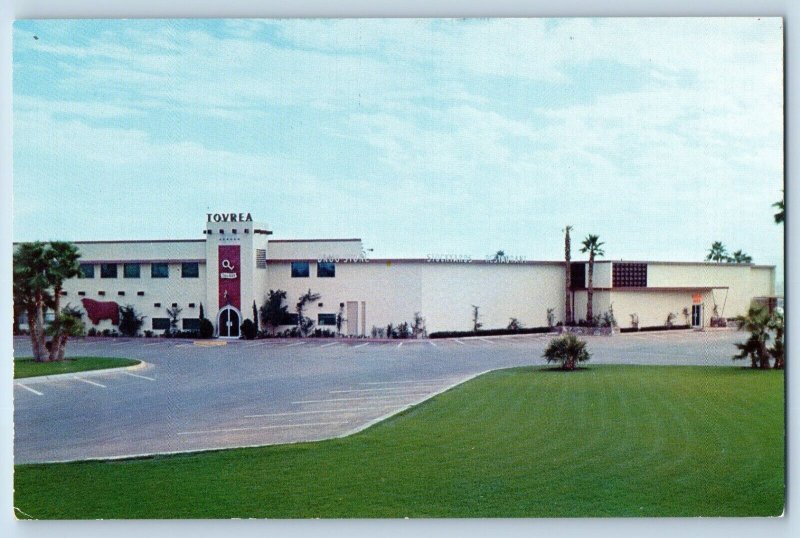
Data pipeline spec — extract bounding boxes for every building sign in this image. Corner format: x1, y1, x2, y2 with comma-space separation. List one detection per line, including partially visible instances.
692, 293, 702, 304
218, 245, 241, 309
207, 212, 253, 223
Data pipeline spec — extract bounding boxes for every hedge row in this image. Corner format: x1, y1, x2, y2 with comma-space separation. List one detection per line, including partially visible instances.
619, 325, 691, 333
429, 327, 553, 339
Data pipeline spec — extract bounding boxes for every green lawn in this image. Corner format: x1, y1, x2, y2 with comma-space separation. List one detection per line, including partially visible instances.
14, 366, 784, 519
14, 356, 140, 379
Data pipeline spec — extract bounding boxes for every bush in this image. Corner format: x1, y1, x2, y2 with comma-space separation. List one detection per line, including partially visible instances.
118, 304, 146, 337
619, 325, 690, 333
240, 318, 257, 340
144, 330, 154, 338
199, 318, 214, 339
429, 327, 553, 339
543, 333, 591, 370
87, 327, 97, 337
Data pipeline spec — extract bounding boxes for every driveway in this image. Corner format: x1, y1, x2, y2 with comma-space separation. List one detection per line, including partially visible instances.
13, 329, 745, 464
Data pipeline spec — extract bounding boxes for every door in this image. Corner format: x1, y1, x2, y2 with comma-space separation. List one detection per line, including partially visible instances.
218, 306, 241, 338
346, 301, 359, 336
691, 304, 703, 328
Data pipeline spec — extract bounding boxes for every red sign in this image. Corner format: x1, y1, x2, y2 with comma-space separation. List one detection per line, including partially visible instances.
218, 245, 241, 310
692, 293, 702, 304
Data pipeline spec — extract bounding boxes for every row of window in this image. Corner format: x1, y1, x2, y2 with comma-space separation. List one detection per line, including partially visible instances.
153, 318, 201, 331
291, 261, 335, 278
80, 262, 200, 279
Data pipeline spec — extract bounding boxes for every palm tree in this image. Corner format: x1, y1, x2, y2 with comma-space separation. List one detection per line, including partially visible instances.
706, 241, 728, 263
728, 250, 753, 264
296, 289, 321, 337
773, 191, 784, 224
580, 234, 605, 324
492, 250, 505, 262
45, 242, 81, 360
543, 333, 591, 371
733, 306, 772, 369
563, 225, 573, 325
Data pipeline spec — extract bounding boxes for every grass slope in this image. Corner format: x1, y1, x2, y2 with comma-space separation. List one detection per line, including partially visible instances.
14, 366, 784, 519
14, 357, 140, 379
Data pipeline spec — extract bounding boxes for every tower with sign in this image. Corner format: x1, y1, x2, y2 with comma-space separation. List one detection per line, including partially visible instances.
203, 214, 271, 337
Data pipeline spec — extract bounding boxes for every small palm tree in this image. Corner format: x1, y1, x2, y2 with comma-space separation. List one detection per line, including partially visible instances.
773, 191, 784, 224
706, 241, 728, 263
580, 234, 605, 324
733, 306, 771, 369
728, 250, 753, 264
543, 333, 591, 371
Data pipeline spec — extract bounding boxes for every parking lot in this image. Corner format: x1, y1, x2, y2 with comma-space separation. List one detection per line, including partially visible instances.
14, 329, 744, 464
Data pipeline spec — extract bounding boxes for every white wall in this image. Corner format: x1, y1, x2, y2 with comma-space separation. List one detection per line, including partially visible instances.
268, 240, 364, 260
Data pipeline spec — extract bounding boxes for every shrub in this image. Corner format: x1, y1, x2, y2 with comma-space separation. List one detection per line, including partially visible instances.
199, 318, 214, 339
240, 318, 257, 340
87, 327, 97, 337
542, 333, 591, 370
429, 327, 552, 339
144, 330, 154, 338
118, 304, 146, 337
508, 317, 524, 331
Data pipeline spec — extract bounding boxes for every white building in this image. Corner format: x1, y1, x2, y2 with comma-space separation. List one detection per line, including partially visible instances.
18, 214, 777, 338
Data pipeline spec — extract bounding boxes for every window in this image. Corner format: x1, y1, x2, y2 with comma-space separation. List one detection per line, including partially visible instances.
613, 263, 648, 288
317, 261, 335, 278
137, 291, 145, 296
284, 313, 299, 325
98, 291, 106, 296
100, 263, 118, 278
118, 291, 125, 296
123, 263, 140, 278
78, 291, 86, 296
182, 318, 201, 331
256, 249, 267, 269
291, 261, 310, 278
153, 302, 161, 308
151, 263, 169, 278
79, 263, 95, 278
318, 313, 337, 326
152, 318, 170, 330
570, 262, 586, 290
181, 262, 199, 278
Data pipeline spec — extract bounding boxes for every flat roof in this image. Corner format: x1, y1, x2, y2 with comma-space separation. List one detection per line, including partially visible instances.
268, 238, 362, 243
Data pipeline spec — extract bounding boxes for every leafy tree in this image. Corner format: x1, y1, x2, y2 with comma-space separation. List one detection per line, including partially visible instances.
13, 241, 81, 361
412, 312, 427, 338
706, 241, 728, 263
546, 308, 555, 328
773, 191, 784, 224
563, 225, 573, 325
240, 318, 257, 340
471, 305, 482, 332
45, 305, 85, 361
165, 305, 183, 336
727, 250, 753, 264
507, 317, 523, 331
768, 310, 784, 369
580, 234, 605, 324
543, 334, 591, 371
118, 305, 146, 337
261, 289, 289, 336
296, 289, 321, 337
396, 321, 411, 339
733, 306, 771, 369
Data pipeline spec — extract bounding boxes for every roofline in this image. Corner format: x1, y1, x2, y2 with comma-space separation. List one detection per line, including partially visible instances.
268, 238, 362, 243
576, 286, 730, 292
12, 239, 206, 245
588, 259, 775, 269
266, 258, 564, 265
80, 259, 205, 265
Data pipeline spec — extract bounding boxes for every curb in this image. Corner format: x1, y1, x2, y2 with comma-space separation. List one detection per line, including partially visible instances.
15, 360, 149, 385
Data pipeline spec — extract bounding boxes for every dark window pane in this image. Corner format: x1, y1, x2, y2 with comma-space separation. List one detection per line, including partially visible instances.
291, 262, 310, 278
152, 318, 170, 330
317, 261, 335, 278
123, 263, 140, 278
570, 262, 586, 290
181, 262, 199, 278
151, 263, 169, 278
182, 318, 201, 331
613, 263, 648, 288
79, 264, 95, 278
318, 313, 336, 326
100, 263, 118, 278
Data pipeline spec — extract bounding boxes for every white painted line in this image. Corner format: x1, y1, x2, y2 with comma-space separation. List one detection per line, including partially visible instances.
320, 342, 339, 348
353, 342, 369, 349
74, 377, 106, 388
245, 407, 392, 418
284, 342, 306, 347
478, 337, 495, 345
452, 339, 466, 345
143, 342, 162, 347
122, 371, 155, 381
396, 342, 404, 348
175, 344, 192, 348
428, 341, 437, 347
245, 342, 262, 348
177, 421, 348, 436
15, 383, 43, 396
330, 386, 442, 394
359, 378, 454, 385
293, 394, 430, 404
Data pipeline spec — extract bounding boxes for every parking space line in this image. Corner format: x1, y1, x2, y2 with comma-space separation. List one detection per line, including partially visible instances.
330, 386, 442, 394
359, 378, 453, 385
478, 337, 495, 345
285, 342, 306, 347
122, 371, 156, 381
177, 421, 349, 436
74, 377, 107, 388
320, 342, 339, 348
428, 341, 437, 347
245, 407, 392, 418
352, 342, 369, 349
452, 339, 466, 345
293, 394, 429, 404
15, 383, 43, 396
396, 342, 404, 348
142, 342, 162, 346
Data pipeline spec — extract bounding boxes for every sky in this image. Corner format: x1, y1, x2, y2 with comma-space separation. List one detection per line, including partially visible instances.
12, 18, 784, 277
